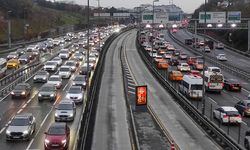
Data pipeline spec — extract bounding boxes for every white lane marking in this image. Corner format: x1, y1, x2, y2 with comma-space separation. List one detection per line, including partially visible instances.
22, 104, 27, 109
27, 98, 32, 104
63, 82, 70, 91
0, 127, 6, 134
127, 82, 136, 86
17, 109, 23, 114
242, 88, 250, 94
233, 96, 241, 101
127, 86, 135, 90
128, 90, 135, 94
242, 121, 248, 126
207, 96, 217, 105
25, 138, 34, 150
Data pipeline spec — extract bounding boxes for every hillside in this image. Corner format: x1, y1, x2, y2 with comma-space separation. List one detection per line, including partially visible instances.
0, 0, 85, 43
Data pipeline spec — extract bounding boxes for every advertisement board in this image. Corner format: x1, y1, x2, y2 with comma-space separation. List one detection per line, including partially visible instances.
199, 12, 226, 23
228, 11, 241, 23
136, 85, 147, 106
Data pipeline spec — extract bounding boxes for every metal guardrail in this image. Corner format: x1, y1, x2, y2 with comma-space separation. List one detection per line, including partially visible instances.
136, 31, 244, 150
74, 27, 134, 150
168, 30, 250, 81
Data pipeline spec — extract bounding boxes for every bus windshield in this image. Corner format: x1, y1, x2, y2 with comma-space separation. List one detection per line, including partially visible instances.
191, 85, 203, 90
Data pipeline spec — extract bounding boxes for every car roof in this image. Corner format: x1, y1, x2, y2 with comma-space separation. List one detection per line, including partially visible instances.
59, 100, 74, 105
15, 113, 33, 119
50, 122, 67, 128
42, 83, 55, 88
221, 106, 238, 111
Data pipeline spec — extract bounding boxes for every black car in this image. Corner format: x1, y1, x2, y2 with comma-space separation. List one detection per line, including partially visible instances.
79, 65, 90, 77
38, 83, 58, 101
224, 79, 242, 91
72, 75, 87, 89
168, 58, 179, 66
11, 83, 31, 98
173, 50, 180, 56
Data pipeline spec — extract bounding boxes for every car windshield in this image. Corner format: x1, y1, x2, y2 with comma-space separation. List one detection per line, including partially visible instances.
74, 76, 85, 81
69, 87, 81, 93
48, 127, 65, 135
20, 55, 27, 58
182, 64, 188, 67
49, 77, 60, 81
66, 62, 75, 66
37, 71, 47, 75
60, 67, 70, 71
212, 69, 221, 73
53, 58, 61, 61
75, 53, 82, 56
41, 86, 54, 91
10, 118, 29, 126
15, 85, 26, 90
60, 51, 68, 54
57, 104, 73, 110
191, 85, 203, 90
46, 62, 56, 65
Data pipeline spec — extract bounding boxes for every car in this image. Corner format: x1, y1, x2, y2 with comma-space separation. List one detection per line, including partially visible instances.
44, 61, 58, 72
179, 53, 188, 60
235, 100, 250, 117
213, 106, 242, 124
7, 52, 19, 60
224, 79, 242, 91
79, 65, 91, 77
187, 57, 197, 65
38, 83, 58, 101
167, 45, 175, 51
177, 63, 191, 72
18, 54, 30, 64
6, 113, 36, 141
73, 53, 84, 60
189, 70, 201, 76
168, 71, 183, 81
72, 75, 87, 88
65, 60, 77, 72
168, 58, 179, 66
157, 59, 169, 69
164, 51, 173, 59
66, 86, 84, 103
51, 57, 62, 66
55, 100, 76, 121
33, 70, 49, 83
216, 42, 224, 49
27, 45, 38, 51
59, 49, 70, 59
44, 123, 70, 150
216, 54, 227, 61
58, 66, 72, 79
194, 60, 204, 70
48, 75, 62, 89
173, 50, 180, 56
11, 83, 31, 98
203, 46, 211, 52
16, 48, 25, 56
7, 59, 20, 69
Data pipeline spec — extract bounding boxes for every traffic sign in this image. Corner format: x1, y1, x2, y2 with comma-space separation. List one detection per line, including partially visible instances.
199, 12, 226, 23
228, 11, 241, 23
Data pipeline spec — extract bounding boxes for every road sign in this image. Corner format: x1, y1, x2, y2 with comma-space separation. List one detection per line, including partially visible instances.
228, 11, 241, 23
136, 85, 147, 106
143, 14, 153, 20
199, 12, 226, 23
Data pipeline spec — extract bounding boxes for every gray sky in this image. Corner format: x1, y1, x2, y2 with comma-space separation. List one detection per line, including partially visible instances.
65, 0, 204, 13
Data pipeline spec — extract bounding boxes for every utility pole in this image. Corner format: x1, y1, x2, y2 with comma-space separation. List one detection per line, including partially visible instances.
202, 0, 207, 115
97, 0, 101, 52
87, 0, 90, 85
7, 11, 12, 49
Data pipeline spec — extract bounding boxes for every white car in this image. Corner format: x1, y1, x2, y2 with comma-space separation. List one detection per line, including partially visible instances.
48, 75, 62, 89
216, 54, 227, 61
216, 42, 224, 49
66, 86, 84, 104
213, 106, 242, 124
43, 61, 57, 71
51, 57, 62, 66
203, 46, 211, 52
59, 49, 70, 59
65, 60, 77, 72
177, 63, 191, 72
164, 52, 173, 59
58, 66, 72, 79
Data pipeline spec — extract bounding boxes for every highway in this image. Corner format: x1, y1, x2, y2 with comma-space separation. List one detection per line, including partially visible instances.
156, 29, 250, 146
125, 29, 220, 149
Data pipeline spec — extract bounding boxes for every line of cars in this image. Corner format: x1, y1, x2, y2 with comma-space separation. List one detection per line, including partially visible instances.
140, 29, 246, 126
4, 26, 120, 150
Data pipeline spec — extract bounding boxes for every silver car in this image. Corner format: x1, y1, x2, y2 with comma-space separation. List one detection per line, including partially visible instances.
66, 86, 84, 103
72, 75, 87, 89
65, 60, 77, 72
51, 57, 62, 66
55, 100, 76, 122
58, 66, 72, 79
44, 61, 57, 72
33, 70, 49, 83
6, 113, 36, 141
48, 75, 62, 89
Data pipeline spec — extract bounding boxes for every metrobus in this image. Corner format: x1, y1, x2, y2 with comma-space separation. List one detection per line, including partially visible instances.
179, 75, 203, 99
204, 70, 224, 93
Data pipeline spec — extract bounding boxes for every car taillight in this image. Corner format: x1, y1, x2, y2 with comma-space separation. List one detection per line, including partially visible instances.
208, 82, 210, 87
236, 115, 241, 118
223, 115, 228, 118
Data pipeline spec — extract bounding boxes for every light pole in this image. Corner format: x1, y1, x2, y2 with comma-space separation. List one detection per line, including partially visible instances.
151, 0, 159, 63
7, 10, 12, 49
202, 0, 207, 115
97, 0, 101, 52
86, 0, 90, 87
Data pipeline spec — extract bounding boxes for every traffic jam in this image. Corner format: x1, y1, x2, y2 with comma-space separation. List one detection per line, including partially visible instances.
0, 26, 120, 150
139, 27, 247, 127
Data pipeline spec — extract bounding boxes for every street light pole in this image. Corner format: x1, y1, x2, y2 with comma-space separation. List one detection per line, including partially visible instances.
202, 0, 207, 115
97, 0, 101, 52
7, 11, 12, 49
86, 0, 90, 84
151, 0, 159, 63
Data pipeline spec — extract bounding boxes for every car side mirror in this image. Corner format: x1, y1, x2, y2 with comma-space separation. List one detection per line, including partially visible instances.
7, 121, 11, 125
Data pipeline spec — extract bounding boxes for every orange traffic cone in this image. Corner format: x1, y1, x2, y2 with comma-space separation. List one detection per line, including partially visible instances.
170, 141, 175, 150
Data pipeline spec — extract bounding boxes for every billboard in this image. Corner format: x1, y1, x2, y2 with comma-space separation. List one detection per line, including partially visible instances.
199, 12, 226, 23
136, 85, 147, 106
228, 11, 241, 23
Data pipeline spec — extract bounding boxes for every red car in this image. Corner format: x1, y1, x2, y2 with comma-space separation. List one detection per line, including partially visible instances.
187, 57, 197, 65
224, 79, 242, 91
44, 123, 70, 150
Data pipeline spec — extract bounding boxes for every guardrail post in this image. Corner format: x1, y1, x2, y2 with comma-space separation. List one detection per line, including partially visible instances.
227, 118, 230, 135
210, 103, 213, 120
238, 124, 241, 144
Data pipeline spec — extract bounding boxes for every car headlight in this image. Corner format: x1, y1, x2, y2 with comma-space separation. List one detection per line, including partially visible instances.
69, 113, 73, 117
56, 83, 60, 86
11, 92, 14, 95
38, 93, 42, 97
45, 139, 50, 144
50, 94, 54, 97
6, 130, 10, 134
72, 82, 76, 85
55, 113, 58, 117
23, 130, 29, 135
43, 77, 46, 80
21, 91, 26, 95
83, 82, 86, 85
66, 94, 70, 99
61, 139, 67, 144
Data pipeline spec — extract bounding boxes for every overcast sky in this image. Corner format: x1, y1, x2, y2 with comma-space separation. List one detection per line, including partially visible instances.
64, 0, 204, 13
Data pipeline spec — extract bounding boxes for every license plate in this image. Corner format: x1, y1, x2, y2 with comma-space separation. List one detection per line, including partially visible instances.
52, 144, 59, 146
13, 136, 20, 139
